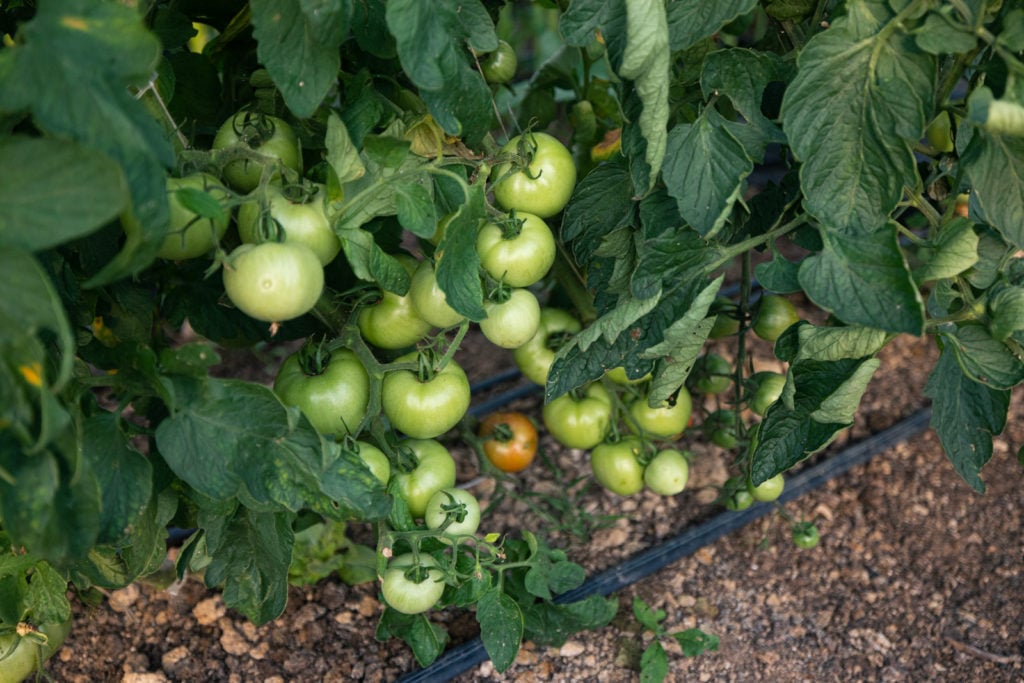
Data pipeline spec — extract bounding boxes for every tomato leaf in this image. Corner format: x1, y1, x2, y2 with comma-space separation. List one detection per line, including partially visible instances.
523, 595, 618, 647
478, 589, 524, 673
385, 0, 495, 143
667, 0, 758, 51
673, 628, 720, 657
562, 158, 636, 265
925, 344, 1010, 492
395, 183, 437, 238
960, 109, 1024, 249
250, 0, 349, 119
913, 13, 978, 55
619, 0, 669, 193
798, 226, 925, 334
780, 3, 935, 234
700, 49, 792, 154
376, 609, 450, 668
0, 137, 127, 251
913, 217, 979, 282
200, 506, 293, 625
435, 179, 488, 322
23, 561, 72, 626
81, 414, 153, 546
640, 640, 669, 683
663, 111, 753, 238
325, 112, 367, 185
938, 323, 1024, 390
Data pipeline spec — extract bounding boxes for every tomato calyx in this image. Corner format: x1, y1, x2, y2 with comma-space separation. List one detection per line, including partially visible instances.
231, 109, 284, 149
427, 490, 472, 531
295, 336, 333, 376
495, 211, 526, 241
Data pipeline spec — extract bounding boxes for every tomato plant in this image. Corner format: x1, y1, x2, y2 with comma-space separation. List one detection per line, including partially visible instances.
490, 132, 577, 218
237, 182, 341, 265
157, 173, 231, 260
213, 110, 301, 192
380, 553, 446, 615
590, 436, 646, 496
477, 411, 538, 473
393, 439, 457, 518
222, 241, 324, 322
273, 346, 369, 436
542, 383, 613, 450
382, 353, 471, 439
791, 522, 820, 550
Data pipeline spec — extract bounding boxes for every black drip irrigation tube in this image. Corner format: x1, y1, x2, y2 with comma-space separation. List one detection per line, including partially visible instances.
398, 407, 933, 683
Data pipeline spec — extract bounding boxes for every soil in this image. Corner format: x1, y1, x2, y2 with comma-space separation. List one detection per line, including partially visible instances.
45, 325, 1024, 683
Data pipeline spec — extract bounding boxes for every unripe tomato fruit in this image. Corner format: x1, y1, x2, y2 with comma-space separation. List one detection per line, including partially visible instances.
791, 522, 820, 549
424, 488, 481, 537
380, 553, 446, 615
222, 242, 324, 322
158, 173, 231, 260
382, 353, 471, 439
393, 438, 457, 517
749, 473, 785, 502
213, 110, 301, 192
606, 366, 652, 385
476, 212, 556, 288
752, 294, 800, 343
644, 448, 690, 496
491, 132, 577, 218
513, 308, 581, 385
358, 257, 433, 349
480, 288, 541, 349
237, 182, 341, 265
480, 40, 517, 84
409, 260, 465, 329
542, 383, 613, 450
0, 618, 71, 683
590, 436, 645, 496
273, 349, 369, 436
749, 371, 786, 416
691, 353, 732, 395
628, 391, 692, 439
478, 411, 538, 473
353, 440, 390, 485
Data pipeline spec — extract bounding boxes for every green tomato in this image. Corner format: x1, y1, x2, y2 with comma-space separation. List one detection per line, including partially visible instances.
749, 371, 786, 416
644, 448, 690, 496
237, 183, 341, 265
353, 440, 390, 484
0, 618, 71, 683
513, 308, 582, 385
542, 383, 613, 450
380, 553, 446, 615
273, 348, 369, 436
707, 296, 740, 339
358, 290, 433, 350
628, 391, 692, 439
752, 294, 800, 343
590, 436, 645, 496
476, 212, 556, 288
926, 112, 955, 153
723, 477, 754, 511
480, 39, 517, 84
382, 353, 471, 439
605, 366, 652, 385
393, 438, 457, 517
157, 173, 231, 260
691, 353, 732, 395
480, 288, 541, 349
791, 522, 820, 549
409, 260, 466, 329
491, 132, 577, 218
749, 473, 785, 502
707, 409, 739, 449
222, 242, 324, 322
424, 488, 481, 537
213, 110, 301, 192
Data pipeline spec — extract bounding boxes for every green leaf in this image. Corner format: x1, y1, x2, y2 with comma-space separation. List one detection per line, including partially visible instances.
376, 609, 450, 668
395, 183, 436, 238
201, 507, 293, 625
755, 251, 802, 294
960, 111, 1024, 248
155, 378, 390, 520
23, 561, 71, 626
751, 356, 879, 484
562, 159, 636, 265
250, 0, 349, 118
798, 226, 924, 334
385, 0, 495, 143
0, 249, 74, 391
913, 12, 977, 54
632, 596, 665, 632
914, 217, 979, 282
640, 640, 669, 683
120, 487, 178, 580
939, 323, 1024, 390
0, 137, 127, 251
663, 112, 752, 237
434, 179, 487, 321
666, 0, 758, 51
478, 589, 524, 673
925, 344, 1010, 492
987, 286, 1024, 341
523, 595, 618, 647
700, 49, 792, 152
790, 324, 890, 363
0, 0, 174, 282
325, 111, 367, 185
998, 9, 1024, 51
619, 0, 670, 193
81, 414, 153, 546
672, 628, 720, 657
781, 2, 935, 234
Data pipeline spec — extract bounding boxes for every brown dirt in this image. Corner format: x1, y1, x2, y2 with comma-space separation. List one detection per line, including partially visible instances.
45, 327, 1024, 683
